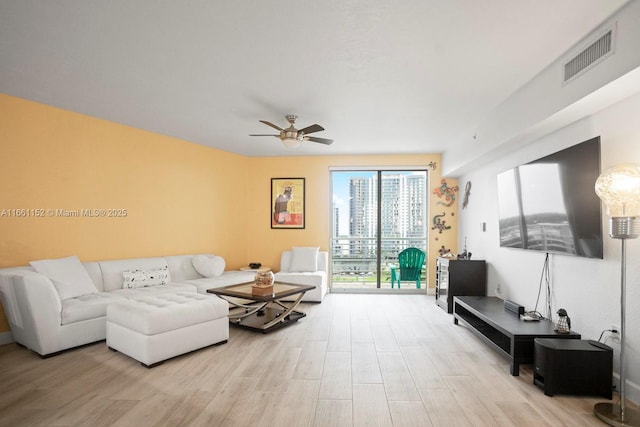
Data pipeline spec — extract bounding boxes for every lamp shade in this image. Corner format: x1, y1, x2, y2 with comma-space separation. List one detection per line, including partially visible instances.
595, 163, 640, 217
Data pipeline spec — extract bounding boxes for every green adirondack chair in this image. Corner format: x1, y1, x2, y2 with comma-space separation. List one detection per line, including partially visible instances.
390, 247, 425, 289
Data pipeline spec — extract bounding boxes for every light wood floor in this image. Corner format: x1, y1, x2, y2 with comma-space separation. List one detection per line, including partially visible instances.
0, 294, 621, 426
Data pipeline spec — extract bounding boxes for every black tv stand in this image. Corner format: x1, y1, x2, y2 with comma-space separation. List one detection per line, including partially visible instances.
453, 296, 580, 376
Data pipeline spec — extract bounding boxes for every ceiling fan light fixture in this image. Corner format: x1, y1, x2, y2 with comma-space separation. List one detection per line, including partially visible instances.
282, 137, 300, 148
251, 114, 332, 147
281, 128, 301, 148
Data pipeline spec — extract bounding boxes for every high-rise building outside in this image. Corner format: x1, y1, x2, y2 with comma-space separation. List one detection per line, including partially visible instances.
349, 173, 426, 260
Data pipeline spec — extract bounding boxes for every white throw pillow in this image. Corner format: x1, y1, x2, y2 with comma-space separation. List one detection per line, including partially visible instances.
122, 266, 170, 289
192, 254, 225, 278
30, 255, 98, 300
289, 246, 319, 272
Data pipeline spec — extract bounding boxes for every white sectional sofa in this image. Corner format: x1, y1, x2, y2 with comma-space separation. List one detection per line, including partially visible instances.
0, 254, 255, 357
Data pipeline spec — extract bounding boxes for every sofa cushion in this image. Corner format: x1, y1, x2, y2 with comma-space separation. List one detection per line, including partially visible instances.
181, 270, 256, 293
165, 255, 202, 282
275, 271, 326, 287
82, 262, 104, 291
109, 283, 197, 299
61, 292, 127, 325
30, 256, 98, 300
122, 266, 170, 289
280, 251, 328, 273
107, 292, 228, 335
192, 255, 225, 278
289, 247, 319, 272
98, 258, 169, 292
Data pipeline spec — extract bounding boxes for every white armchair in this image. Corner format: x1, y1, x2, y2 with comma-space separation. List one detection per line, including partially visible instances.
274, 251, 328, 302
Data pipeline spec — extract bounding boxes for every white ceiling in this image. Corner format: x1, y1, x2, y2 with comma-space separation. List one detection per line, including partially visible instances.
0, 1, 629, 161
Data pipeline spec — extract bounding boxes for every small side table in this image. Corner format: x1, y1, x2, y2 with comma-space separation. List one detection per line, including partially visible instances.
534, 338, 612, 398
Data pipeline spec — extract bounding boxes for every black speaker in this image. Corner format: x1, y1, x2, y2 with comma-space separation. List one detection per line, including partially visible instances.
504, 299, 524, 316
534, 338, 612, 398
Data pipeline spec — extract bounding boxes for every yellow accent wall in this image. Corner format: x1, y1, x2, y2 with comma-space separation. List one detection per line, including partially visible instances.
0, 94, 458, 335
0, 94, 250, 332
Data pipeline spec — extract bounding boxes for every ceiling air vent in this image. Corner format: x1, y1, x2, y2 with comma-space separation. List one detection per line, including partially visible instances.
563, 24, 616, 85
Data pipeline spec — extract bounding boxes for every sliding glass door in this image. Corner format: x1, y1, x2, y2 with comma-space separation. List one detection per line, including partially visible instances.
330, 169, 428, 291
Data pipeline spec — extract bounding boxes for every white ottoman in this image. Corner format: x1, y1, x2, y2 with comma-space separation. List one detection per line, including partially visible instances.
106, 292, 229, 367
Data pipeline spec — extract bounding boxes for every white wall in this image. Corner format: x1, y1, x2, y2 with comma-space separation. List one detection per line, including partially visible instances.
444, 0, 640, 177
457, 91, 640, 404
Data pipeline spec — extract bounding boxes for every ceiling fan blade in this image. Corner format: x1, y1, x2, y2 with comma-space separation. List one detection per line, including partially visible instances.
259, 120, 284, 131
298, 124, 324, 135
249, 134, 280, 137
305, 136, 333, 145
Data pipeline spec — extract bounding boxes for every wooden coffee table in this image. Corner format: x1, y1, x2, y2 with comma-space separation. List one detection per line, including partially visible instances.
207, 281, 315, 333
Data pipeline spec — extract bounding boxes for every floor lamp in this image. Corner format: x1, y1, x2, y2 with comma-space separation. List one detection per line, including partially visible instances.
594, 163, 640, 427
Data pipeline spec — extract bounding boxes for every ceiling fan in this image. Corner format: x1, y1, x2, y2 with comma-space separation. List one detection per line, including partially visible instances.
250, 114, 334, 147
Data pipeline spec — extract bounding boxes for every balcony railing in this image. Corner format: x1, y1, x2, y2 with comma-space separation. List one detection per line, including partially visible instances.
331, 237, 427, 289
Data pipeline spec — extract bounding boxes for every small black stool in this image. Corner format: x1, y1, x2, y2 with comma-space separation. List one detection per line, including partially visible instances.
534, 338, 612, 398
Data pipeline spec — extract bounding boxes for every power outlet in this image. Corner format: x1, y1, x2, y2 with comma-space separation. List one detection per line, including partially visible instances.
611, 325, 620, 341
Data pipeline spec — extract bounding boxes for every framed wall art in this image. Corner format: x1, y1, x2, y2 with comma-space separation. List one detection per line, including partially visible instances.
271, 178, 305, 229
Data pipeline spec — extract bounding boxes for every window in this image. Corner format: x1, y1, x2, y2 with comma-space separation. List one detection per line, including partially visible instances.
331, 169, 428, 291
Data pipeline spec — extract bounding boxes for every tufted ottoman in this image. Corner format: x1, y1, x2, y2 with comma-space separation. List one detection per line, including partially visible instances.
106, 292, 229, 367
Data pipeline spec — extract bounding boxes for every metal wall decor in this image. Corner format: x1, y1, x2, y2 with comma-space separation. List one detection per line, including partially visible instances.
433, 179, 458, 207
431, 212, 452, 233
438, 245, 451, 257
462, 181, 472, 209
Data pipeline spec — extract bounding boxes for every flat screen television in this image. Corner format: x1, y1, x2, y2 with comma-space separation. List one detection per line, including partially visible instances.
497, 136, 603, 259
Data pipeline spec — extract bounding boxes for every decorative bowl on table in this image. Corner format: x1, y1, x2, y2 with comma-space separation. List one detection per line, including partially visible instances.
252, 270, 274, 295
249, 262, 262, 269
254, 270, 274, 287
